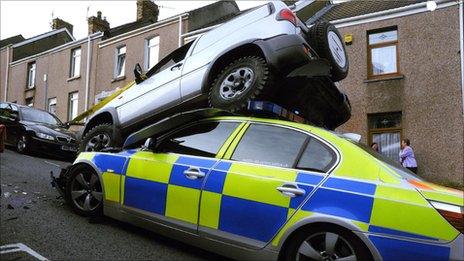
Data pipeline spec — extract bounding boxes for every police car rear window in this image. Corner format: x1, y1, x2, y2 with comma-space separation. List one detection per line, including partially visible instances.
231, 124, 307, 168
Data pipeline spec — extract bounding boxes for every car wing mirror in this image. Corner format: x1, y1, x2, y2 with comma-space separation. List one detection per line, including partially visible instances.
134, 63, 146, 84
142, 137, 157, 151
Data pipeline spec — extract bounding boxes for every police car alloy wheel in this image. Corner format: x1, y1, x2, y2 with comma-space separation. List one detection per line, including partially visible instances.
66, 165, 103, 216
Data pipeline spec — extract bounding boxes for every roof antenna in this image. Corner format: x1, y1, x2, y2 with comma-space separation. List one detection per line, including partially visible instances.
86, 5, 90, 19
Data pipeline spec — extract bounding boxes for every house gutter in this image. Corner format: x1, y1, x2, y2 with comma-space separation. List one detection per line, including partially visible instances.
3, 45, 10, 102
460, 0, 464, 115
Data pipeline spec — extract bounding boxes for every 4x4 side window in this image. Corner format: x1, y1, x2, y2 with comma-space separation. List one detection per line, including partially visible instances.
296, 138, 336, 173
231, 124, 307, 168
158, 121, 239, 158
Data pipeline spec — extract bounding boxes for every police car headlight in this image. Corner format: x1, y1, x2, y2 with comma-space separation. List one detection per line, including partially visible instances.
36, 132, 55, 141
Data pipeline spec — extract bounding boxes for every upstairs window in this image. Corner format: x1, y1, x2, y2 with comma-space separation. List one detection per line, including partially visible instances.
25, 97, 34, 107
367, 27, 399, 78
145, 36, 160, 70
115, 46, 126, 78
27, 62, 36, 88
70, 48, 81, 78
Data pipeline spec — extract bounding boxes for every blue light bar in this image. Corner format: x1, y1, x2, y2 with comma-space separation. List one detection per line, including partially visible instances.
247, 101, 307, 124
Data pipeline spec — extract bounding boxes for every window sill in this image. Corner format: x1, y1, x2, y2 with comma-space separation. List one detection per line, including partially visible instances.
25, 87, 36, 92
364, 75, 404, 83
112, 75, 126, 83
67, 75, 81, 82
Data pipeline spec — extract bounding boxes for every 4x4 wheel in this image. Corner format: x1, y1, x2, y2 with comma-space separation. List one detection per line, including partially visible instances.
80, 124, 114, 152
307, 21, 349, 82
209, 56, 273, 112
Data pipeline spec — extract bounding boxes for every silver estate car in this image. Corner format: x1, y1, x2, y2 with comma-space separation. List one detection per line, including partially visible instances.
79, 1, 349, 152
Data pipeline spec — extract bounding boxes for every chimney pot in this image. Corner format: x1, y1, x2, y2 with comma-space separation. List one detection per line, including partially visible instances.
97, 11, 102, 18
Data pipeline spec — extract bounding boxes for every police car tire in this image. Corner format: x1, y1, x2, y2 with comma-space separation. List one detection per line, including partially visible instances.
65, 164, 103, 217
307, 21, 349, 82
281, 225, 372, 261
209, 56, 272, 112
79, 123, 114, 153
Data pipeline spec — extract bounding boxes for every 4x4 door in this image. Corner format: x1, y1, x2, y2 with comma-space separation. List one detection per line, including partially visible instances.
198, 122, 336, 249
122, 120, 245, 233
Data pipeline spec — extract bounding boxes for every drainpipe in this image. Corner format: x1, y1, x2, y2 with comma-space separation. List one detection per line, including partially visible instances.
3, 45, 10, 102
84, 34, 92, 111
460, 0, 464, 115
178, 15, 183, 47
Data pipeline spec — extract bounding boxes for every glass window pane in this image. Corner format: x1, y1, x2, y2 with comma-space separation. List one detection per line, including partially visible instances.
159, 122, 239, 158
297, 138, 335, 172
231, 124, 307, 168
369, 30, 397, 44
68, 92, 78, 120
148, 37, 159, 47
48, 98, 57, 114
371, 45, 397, 75
368, 112, 402, 129
372, 132, 401, 161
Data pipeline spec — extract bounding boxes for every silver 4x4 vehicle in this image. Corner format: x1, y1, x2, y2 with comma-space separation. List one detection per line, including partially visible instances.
80, 1, 349, 152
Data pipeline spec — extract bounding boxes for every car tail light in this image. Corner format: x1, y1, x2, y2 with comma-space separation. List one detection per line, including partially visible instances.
276, 9, 297, 26
430, 201, 464, 233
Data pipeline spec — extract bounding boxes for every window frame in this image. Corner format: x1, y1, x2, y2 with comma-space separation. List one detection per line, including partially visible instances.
156, 119, 244, 158
114, 45, 127, 78
227, 121, 340, 173
367, 112, 403, 160
69, 47, 82, 78
367, 26, 400, 79
144, 35, 160, 71
25, 97, 34, 107
67, 92, 79, 121
48, 97, 57, 115
26, 61, 36, 89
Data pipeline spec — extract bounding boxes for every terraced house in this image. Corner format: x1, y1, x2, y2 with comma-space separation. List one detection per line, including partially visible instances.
1, 0, 463, 186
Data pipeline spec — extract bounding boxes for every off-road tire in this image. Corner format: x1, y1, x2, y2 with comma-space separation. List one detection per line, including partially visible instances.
209, 56, 273, 112
307, 21, 349, 82
79, 123, 114, 152
65, 164, 103, 217
280, 224, 372, 261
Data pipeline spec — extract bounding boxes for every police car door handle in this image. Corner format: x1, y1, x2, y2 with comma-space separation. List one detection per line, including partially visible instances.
183, 167, 205, 180
277, 184, 305, 198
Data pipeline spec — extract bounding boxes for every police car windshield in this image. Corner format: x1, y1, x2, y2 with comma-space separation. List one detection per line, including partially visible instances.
347, 139, 423, 181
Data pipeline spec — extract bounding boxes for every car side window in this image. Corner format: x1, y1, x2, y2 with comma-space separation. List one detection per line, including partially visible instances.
158, 121, 239, 158
231, 124, 307, 168
147, 41, 194, 76
296, 138, 336, 173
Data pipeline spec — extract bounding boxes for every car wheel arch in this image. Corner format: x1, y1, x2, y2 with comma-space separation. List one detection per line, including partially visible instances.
276, 216, 381, 260
201, 40, 268, 94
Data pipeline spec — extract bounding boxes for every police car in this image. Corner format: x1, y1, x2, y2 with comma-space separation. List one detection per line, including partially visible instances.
52, 108, 463, 260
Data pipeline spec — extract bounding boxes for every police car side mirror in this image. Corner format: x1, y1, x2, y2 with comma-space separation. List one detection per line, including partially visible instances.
142, 137, 157, 151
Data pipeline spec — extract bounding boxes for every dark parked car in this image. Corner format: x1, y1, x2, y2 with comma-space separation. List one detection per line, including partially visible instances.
0, 102, 78, 158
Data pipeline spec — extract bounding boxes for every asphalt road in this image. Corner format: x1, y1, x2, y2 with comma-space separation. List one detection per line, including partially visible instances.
0, 149, 222, 260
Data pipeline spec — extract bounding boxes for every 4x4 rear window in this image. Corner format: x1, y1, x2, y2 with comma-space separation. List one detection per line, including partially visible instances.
231, 124, 307, 168
159, 121, 239, 158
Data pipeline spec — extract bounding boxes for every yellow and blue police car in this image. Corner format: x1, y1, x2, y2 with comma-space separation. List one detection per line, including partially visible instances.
52, 109, 463, 261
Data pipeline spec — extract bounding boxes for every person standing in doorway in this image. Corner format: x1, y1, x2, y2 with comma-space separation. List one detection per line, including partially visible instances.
399, 138, 418, 173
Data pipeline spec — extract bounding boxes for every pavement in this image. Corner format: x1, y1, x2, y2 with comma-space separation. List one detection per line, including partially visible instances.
0, 149, 222, 260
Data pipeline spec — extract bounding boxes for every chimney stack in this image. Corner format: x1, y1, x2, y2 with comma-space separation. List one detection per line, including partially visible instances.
52, 18, 74, 35
87, 11, 110, 34
136, 0, 159, 22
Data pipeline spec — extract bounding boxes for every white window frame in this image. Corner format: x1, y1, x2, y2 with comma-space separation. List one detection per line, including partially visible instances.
145, 36, 160, 70
68, 92, 78, 121
114, 45, 126, 78
27, 62, 36, 89
48, 97, 57, 115
70, 47, 81, 78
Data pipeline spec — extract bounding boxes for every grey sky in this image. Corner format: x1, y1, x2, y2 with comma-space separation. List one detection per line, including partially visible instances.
0, 1, 269, 41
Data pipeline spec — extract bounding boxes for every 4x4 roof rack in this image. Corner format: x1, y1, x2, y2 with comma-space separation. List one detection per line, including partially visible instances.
123, 100, 317, 149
